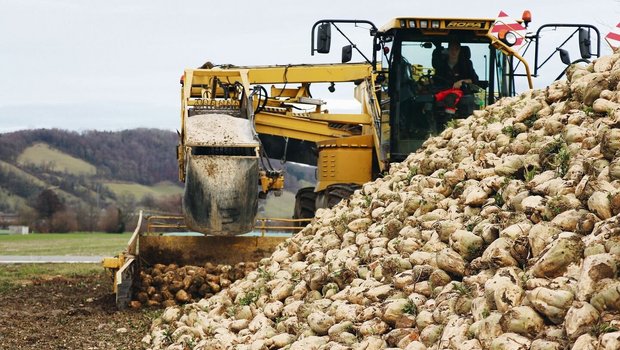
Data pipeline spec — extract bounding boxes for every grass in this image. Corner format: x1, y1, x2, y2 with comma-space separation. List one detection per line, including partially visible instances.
238, 289, 261, 306
445, 119, 460, 129
523, 166, 540, 182
453, 282, 472, 296
0, 160, 49, 189
402, 299, 417, 315
104, 181, 182, 200
0, 187, 29, 210
0, 232, 132, 256
0, 263, 103, 292
0, 159, 81, 203
17, 143, 97, 176
501, 125, 519, 138
541, 137, 570, 177
590, 321, 619, 336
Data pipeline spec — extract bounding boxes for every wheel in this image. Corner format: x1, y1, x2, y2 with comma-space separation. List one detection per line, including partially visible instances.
293, 187, 317, 221
315, 183, 361, 210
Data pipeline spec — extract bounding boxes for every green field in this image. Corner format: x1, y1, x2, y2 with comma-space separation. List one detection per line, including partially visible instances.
0, 232, 132, 256
17, 143, 97, 176
104, 181, 182, 200
0, 232, 123, 292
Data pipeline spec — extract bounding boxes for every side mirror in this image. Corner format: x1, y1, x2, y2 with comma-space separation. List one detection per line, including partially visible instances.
341, 45, 352, 63
579, 28, 592, 59
316, 23, 331, 54
558, 48, 571, 65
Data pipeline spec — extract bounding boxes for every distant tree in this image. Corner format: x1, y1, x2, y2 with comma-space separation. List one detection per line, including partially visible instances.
50, 210, 78, 233
1, 128, 181, 185
98, 205, 124, 233
124, 214, 140, 233
139, 194, 157, 209
116, 192, 137, 230
0, 167, 41, 199
16, 204, 37, 226
74, 202, 99, 232
33, 219, 51, 233
154, 194, 182, 214
33, 189, 65, 220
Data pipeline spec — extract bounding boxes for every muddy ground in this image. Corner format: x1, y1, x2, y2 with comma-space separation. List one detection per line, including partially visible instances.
0, 272, 155, 350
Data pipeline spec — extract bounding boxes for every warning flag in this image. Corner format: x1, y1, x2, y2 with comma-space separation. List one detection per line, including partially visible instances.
605, 22, 620, 50
490, 11, 527, 47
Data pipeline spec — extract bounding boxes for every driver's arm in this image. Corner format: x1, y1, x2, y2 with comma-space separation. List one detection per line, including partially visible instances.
453, 60, 479, 88
453, 79, 472, 89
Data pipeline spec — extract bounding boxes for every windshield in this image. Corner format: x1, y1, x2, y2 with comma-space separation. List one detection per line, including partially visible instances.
400, 40, 489, 85
384, 38, 508, 161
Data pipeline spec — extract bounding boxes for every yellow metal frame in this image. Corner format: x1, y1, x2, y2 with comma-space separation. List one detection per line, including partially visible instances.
178, 15, 536, 195
381, 17, 497, 34
254, 217, 312, 235
379, 16, 534, 89
145, 215, 186, 234
316, 134, 374, 191
142, 213, 307, 235
101, 211, 143, 293
102, 211, 311, 306
178, 63, 387, 187
484, 31, 534, 89
259, 171, 285, 193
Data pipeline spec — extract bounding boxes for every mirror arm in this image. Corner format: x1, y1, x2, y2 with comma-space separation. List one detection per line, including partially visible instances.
330, 23, 372, 64
533, 24, 602, 75
311, 19, 377, 62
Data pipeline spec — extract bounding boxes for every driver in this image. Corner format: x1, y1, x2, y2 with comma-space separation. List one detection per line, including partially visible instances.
432, 39, 479, 114
432, 39, 479, 88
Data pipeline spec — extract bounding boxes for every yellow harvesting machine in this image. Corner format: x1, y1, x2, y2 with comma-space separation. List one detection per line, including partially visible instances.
105, 14, 601, 307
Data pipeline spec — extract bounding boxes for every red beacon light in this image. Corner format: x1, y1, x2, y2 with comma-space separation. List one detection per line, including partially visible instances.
522, 10, 532, 28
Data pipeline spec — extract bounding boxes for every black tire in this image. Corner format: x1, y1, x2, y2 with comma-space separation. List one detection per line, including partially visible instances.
293, 187, 317, 221
315, 183, 361, 210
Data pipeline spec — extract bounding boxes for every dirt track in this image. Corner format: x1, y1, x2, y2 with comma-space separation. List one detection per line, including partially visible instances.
0, 272, 153, 349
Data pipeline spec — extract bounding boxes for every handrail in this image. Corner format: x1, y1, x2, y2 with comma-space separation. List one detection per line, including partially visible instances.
143, 214, 312, 236
126, 210, 144, 255
146, 215, 186, 235
254, 217, 312, 236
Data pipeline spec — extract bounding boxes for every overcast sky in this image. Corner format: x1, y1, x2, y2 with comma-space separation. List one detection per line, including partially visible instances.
1, 0, 618, 133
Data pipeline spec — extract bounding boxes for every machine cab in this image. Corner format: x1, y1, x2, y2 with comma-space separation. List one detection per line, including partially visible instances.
377, 17, 514, 161
311, 15, 600, 167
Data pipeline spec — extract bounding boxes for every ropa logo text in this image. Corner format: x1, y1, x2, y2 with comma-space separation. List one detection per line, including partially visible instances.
447, 21, 483, 28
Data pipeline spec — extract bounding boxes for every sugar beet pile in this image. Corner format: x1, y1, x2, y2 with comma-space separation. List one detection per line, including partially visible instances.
143, 53, 620, 349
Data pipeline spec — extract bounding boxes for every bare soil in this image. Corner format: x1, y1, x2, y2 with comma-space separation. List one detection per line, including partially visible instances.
0, 272, 154, 350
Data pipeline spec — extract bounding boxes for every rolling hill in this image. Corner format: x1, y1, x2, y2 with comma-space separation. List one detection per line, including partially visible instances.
0, 128, 316, 231
0, 129, 183, 227
17, 143, 97, 176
